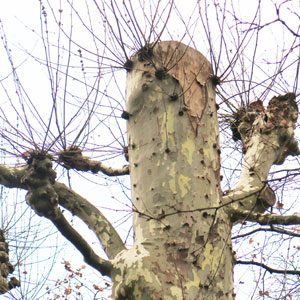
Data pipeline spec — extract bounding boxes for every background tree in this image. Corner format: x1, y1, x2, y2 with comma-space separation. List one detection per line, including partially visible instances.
0, 0, 299, 299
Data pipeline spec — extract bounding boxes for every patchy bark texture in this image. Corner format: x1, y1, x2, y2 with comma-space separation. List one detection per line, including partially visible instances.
224, 93, 299, 219
0, 41, 298, 299
111, 41, 234, 299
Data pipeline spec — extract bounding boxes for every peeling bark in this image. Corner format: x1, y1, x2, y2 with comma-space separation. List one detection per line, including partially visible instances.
111, 41, 234, 299
0, 40, 298, 299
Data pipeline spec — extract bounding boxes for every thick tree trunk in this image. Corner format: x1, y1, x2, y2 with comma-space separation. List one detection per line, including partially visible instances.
0, 41, 297, 300
112, 42, 234, 299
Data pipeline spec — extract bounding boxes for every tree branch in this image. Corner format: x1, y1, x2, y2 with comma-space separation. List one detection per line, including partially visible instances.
230, 208, 300, 225
223, 185, 271, 215
54, 182, 126, 259
236, 2, 300, 38
19, 156, 115, 276
235, 260, 300, 275
0, 164, 27, 189
275, 3, 300, 38
223, 93, 299, 218
232, 225, 300, 240
48, 208, 113, 277
58, 146, 129, 176
0, 161, 126, 261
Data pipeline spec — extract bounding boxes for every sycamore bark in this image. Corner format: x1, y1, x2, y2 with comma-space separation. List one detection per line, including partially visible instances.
0, 41, 298, 299
111, 42, 234, 299
111, 42, 298, 299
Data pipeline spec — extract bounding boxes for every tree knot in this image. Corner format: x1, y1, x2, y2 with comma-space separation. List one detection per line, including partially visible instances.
58, 146, 98, 172
230, 93, 299, 161
137, 44, 154, 62
22, 154, 58, 218
230, 99, 264, 143
0, 230, 20, 294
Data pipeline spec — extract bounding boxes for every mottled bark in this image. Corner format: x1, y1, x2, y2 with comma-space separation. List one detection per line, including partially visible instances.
111, 41, 234, 300
224, 93, 299, 219
55, 181, 126, 259
0, 41, 298, 299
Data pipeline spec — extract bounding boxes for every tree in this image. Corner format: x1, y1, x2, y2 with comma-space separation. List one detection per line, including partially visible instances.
0, 0, 299, 299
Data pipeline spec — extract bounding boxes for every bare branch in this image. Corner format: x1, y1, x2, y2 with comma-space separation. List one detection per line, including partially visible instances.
223, 93, 299, 217
58, 146, 129, 176
54, 181, 126, 259
230, 209, 300, 226
234, 1, 300, 38
0, 159, 126, 260
48, 207, 113, 277
235, 260, 300, 275
232, 225, 300, 240
21, 155, 116, 276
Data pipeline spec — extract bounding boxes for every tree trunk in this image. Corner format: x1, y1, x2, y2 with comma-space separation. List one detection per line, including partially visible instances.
112, 41, 234, 299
